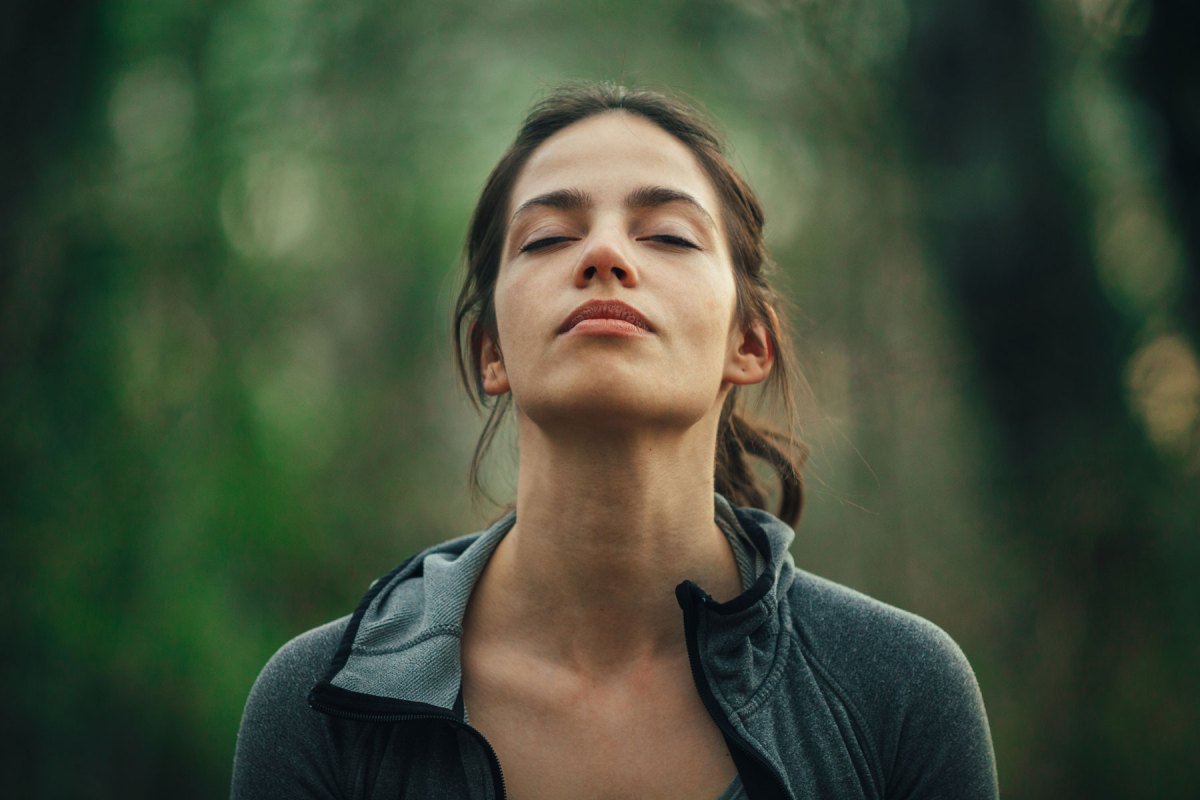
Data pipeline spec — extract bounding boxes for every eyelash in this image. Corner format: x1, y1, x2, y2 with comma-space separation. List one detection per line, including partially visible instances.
518, 234, 699, 253
645, 234, 699, 250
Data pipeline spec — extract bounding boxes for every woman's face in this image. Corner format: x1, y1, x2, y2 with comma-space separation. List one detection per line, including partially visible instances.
480, 112, 771, 433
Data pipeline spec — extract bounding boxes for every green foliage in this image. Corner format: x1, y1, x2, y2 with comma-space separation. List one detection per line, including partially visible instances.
2, 0, 1197, 797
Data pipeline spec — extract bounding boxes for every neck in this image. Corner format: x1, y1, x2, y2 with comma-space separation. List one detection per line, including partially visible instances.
465, 416, 742, 673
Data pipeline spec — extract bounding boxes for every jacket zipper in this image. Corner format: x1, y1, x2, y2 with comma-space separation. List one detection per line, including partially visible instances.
677, 581, 790, 800
307, 696, 507, 800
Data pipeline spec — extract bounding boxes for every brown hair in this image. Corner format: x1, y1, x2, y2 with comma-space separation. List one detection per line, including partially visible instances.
452, 82, 806, 526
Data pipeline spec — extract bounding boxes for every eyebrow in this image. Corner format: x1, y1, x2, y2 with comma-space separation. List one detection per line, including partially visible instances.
509, 185, 717, 230
510, 188, 593, 224
625, 185, 717, 231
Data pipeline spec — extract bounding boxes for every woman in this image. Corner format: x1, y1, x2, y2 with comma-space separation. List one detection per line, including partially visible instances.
232, 83, 998, 799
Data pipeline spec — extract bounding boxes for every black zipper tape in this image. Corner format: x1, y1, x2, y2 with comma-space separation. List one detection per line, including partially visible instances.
309, 683, 507, 799
676, 580, 790, 800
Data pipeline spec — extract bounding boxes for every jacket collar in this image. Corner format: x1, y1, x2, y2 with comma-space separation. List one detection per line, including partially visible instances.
310, 495, 797, 718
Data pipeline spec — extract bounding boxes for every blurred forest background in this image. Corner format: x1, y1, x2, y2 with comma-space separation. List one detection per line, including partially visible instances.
3, 0, 1198, 797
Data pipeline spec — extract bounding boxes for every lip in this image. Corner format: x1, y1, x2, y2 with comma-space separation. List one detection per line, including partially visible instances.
558, 299, 654, 335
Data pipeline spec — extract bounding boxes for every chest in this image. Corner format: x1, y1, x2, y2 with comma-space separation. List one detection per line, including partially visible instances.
462, 657, 737, 800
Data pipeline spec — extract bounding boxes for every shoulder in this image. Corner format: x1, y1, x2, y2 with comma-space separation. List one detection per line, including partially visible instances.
232, 617, 352, 800
254, 617, 350, 698
788, 569, 976, 696
786, 569, 998, 798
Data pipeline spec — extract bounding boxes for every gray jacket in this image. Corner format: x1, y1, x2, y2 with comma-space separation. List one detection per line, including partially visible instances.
232, 496, 998, 799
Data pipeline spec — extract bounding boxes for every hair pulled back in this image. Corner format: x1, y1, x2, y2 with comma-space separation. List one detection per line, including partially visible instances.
453, 82, 805, 526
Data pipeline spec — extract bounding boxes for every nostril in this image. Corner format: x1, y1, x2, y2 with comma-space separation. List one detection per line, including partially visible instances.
612, 267, 626, 280
583, 266, 597, 279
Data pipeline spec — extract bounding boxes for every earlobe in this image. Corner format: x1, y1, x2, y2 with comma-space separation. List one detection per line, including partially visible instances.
478, 333, 510, 396
724, 319, 775, 386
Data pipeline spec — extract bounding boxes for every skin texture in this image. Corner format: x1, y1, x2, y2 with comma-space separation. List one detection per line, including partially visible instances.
461, 112, 775, 799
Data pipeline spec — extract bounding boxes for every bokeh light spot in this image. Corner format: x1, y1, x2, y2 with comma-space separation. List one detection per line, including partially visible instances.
1078, 0, 1151, 47
1126, 334, 1200, 456
1094, 196, 1185, 316
219, 152, 320, 260
108, 58, 196, 164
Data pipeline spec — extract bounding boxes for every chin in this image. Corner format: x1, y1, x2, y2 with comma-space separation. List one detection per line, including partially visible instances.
514, 380, 719, 436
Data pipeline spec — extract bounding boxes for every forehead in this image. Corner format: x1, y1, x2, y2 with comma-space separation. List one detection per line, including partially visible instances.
509, 112, 720, 215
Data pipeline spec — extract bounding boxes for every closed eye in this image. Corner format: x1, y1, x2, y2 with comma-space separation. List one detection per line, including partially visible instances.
642, 234, 700, 250
519, 236, 576, 253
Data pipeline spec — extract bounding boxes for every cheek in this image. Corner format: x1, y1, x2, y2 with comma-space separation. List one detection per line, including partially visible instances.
491, 269, 523, 345
682, 272, 739, 352
490, 269, 543, 378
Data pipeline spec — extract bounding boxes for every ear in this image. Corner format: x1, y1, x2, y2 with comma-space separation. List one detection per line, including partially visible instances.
478, 330, 510, 396
723, 317, 774, 387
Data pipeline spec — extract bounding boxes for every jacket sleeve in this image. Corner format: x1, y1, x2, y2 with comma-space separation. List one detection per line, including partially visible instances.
884, 622, 999, 800
231, 619, 350, 800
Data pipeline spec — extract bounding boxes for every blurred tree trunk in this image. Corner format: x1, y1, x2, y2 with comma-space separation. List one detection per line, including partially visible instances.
0, 0, 101, 375
1128, 0, 1200, 333
0, 2, 119, 796
0, 0, 99, 255
899, 0, 1196, 796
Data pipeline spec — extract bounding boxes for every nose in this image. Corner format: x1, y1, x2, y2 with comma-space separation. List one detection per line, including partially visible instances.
573, 230, 638, 289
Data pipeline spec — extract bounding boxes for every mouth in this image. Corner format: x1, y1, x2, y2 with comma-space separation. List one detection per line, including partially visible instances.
559, 299, 654, 334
